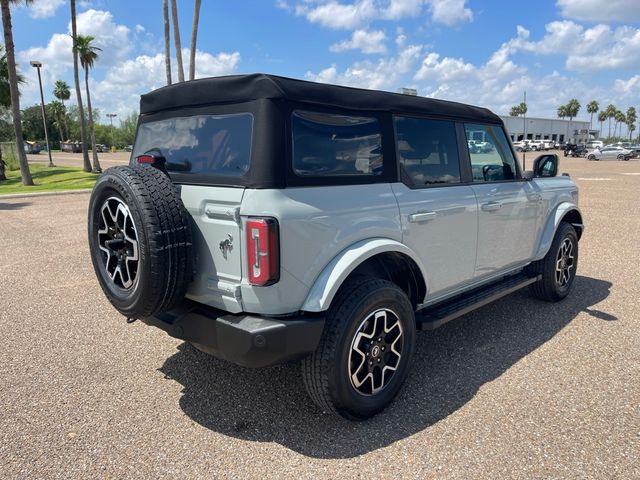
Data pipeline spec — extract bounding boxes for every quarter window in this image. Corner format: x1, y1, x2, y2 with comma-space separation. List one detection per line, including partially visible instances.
394, 116, 461, 186
465, 124, 518, 182
292, 111, 383, 177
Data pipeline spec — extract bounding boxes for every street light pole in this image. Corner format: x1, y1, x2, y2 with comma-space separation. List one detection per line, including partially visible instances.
30, 60, 55, 168
522, 90, 527, 171
106, 113, 117, 151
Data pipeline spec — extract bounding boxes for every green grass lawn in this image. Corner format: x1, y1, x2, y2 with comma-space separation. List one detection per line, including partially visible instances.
0, 165, 98, 195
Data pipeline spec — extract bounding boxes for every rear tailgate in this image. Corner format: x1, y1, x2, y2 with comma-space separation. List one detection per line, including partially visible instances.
180, 185, 245, 313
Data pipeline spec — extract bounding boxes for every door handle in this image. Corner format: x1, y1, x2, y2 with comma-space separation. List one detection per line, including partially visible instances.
481, 201, 502, 212
528, 193, 542, 202
408, 211, 437, 223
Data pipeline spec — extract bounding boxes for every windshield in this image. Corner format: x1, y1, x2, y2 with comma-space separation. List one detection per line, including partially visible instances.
132, 113, 253, 177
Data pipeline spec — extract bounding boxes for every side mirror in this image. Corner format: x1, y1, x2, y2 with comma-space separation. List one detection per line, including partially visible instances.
533, 154, 558, 178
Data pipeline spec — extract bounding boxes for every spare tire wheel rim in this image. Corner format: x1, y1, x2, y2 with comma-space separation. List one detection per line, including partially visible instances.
97, 196, 140, 289
348, 308, 404, 396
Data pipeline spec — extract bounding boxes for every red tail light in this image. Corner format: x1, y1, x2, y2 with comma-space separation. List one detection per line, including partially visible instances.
246, 217, 279, 286
136, 154, 156, 164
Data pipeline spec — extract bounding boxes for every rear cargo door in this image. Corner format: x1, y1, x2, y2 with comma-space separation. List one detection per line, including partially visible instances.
179, 185, 245, 313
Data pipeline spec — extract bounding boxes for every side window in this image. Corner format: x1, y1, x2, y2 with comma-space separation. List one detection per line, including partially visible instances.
394, 116, 461, 186
465, 124, 518, 182
292, 111, 383, 177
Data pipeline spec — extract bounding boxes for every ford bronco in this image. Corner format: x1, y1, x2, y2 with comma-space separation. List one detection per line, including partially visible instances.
88, 74, 583, 419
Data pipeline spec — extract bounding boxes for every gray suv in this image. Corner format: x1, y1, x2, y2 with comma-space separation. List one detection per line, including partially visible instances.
88, 74, 584, 419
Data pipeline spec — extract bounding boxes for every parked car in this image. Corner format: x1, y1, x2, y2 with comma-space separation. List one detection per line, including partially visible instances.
585, 140, 604, 150
528, 140, 544, 151
626, 144, 640, 158
94, 144, 107, 152
87, 74, 584, 419
586, 145, 633, 161
512, 140, 529, 152
124, 145, 133, 152
541, 140, 555, 150
563, 144, 587, 157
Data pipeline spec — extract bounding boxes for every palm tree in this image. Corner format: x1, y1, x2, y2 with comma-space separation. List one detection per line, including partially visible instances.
557, 105, 568, 119
0, 43, 24, 180
614, 111, 626, 138
565, 99, 580, 143
70, 0, 91, 172
53, 79, 70, 105
170, 0, 184, 82
53, 79, 70, 139
188, 0, 201, 81
1, 0, 33, 185
163, 0, 171, 85
625, 107, 636, 141
48, 100, 66, 144
509, 102, 527, 117
586, 100, 598, 139
75, 34, 101, 173
597, 111, 606, 139
605, 104, 616, 139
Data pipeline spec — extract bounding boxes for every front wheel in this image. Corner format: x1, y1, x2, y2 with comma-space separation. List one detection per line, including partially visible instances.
302, 277, 416, 420
587, 154, 596, 160
527, 222, 578, 302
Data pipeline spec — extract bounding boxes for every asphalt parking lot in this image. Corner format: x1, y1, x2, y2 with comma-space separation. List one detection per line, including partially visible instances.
1, 155, 638, 479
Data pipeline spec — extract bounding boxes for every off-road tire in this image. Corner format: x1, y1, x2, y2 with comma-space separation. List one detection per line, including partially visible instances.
527, 222, 578, 302
88, 165, 193, 318
302, 277, 416, 420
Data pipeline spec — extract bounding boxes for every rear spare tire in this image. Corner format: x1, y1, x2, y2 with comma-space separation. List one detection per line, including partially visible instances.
88, 165, 193, 318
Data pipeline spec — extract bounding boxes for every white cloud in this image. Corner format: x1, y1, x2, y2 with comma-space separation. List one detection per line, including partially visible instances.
512, 21, 640, 72
19, 9, 132, 76
26, 0, 65, 19
92, 50, 240, 119
306, 44, 422, 89
614, 75, 640, 96
557, 0, 640, 23
428, 0, 473, 27
294, 0, 473, 29
330, 29, 387, 53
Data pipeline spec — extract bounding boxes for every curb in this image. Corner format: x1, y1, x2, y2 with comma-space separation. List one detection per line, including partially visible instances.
0, 188, 92, 200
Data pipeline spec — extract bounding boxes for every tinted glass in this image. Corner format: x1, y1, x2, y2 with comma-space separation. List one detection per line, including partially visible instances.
465, 124, 517, 182
394, 116, 460, 186
132, 113, 253, 177
292, 111, 383, 176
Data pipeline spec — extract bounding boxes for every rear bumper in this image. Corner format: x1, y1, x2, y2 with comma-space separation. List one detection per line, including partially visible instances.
141, 300, 325, 368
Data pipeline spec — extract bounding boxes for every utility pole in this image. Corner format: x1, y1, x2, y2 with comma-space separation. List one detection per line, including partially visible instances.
522, 90, 526, 170
106, 113, 117, 151
30, 60, 55, 167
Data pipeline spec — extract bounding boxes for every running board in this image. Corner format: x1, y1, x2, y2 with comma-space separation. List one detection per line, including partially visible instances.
416, 273, 541, 331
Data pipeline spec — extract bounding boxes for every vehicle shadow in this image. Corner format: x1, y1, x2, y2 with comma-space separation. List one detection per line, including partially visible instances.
0, 202, 31, 211
158, 275, 614, 459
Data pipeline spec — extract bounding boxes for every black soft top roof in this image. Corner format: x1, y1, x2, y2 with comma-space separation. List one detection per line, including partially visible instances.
139, 73, 501, 124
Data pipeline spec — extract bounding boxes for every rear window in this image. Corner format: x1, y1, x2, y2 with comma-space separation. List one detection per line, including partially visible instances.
132, 113, 253, 177
292, 110, 383, 177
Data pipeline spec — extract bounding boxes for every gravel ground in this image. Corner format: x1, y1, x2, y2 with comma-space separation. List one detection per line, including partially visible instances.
0, 156, 638, 479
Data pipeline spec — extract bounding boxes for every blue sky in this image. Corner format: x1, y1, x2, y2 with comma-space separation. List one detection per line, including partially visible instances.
9, 0, 640, 131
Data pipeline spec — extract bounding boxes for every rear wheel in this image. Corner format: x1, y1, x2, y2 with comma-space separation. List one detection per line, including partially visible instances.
528, 222, 578, 302
302, 277, 416, 420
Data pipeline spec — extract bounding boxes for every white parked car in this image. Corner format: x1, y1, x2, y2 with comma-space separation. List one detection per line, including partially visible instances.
586, 146, 632, 161
586, 141, 604, 150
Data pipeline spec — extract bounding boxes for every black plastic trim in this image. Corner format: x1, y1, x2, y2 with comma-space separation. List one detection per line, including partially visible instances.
140, 300, 325, 368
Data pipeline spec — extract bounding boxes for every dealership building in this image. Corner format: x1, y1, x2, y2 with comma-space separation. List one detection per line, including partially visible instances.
500, 115, 596, 144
